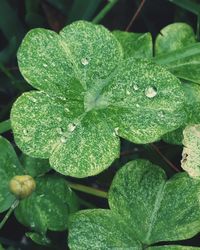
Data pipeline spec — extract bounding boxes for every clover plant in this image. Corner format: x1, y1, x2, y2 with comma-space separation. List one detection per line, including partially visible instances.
1, 19, 200, 249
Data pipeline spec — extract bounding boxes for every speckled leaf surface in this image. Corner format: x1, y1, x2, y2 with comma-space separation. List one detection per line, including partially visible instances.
69, 209, 141, 250
0, 136, 22, 212
113, 30, 152, 59
69, 160, 200, 248
181, 125, 200, 178
11, 21, 186, 177
148, 246, 200, 250
162, 82, 200, 145
15, 175, 78, 233
21, 154, 51, 178
154, 23, 200, 84
26, 232, 51, 246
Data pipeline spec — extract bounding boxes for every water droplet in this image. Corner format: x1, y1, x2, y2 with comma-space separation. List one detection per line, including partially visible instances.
145, 86, 157, 98
43, 63, 48, 67
23, 129, 28, 135
81, 57, 89, 66
60, 136, 67, 143
56, 127, 63, 135
68, 123, 76, 132
159, 111, 165, 118
133, 84, 139, 91
30, 222, 35, 228
114, 127, 119, 136
64, 107, 70, 113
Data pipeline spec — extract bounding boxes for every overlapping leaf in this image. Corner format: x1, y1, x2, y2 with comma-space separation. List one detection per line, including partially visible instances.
0, 136, 22, 212
181, 124, 200, 178
113, 30, 152, 59
0, 137, 78, 234
154, 23, 200, 84
69, 160, 200, 249
11, 21, 186, 177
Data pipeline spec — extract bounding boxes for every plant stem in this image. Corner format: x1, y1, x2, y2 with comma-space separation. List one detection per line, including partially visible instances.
125, 0, 146, 31
0, 119, 11, 134
150, 143, 180, 172
0, 200, 19, 230
92, 0, 119, 24
68, 182, 108, 199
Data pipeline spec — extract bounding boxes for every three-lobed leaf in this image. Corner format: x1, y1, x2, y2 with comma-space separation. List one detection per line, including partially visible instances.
11, 21, 186, 177
0, 136, 78, 234
181, 124, 200, 178
69, 160, 200, 249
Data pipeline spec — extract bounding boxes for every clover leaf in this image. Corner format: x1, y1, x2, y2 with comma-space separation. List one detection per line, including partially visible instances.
0, 136, 78, 234
154, 23, 200, 84
11, 21, 186, 178
162, 82, 200, 145
181, 124, 200, 178
112, 30, 153, 59
69, 160, 200, 249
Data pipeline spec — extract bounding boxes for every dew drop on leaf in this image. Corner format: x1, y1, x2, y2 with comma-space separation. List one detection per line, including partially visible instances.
68, 123, 76, 132
81, 57, 89, 66
133, 84, 139, 91
145, 86, 157, 98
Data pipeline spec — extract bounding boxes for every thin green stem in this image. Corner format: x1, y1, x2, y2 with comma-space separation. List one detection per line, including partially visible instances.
0, 119, 11, 134
0, 200, 19, 230
92, 0, 119, 24
68, 182, 108, 199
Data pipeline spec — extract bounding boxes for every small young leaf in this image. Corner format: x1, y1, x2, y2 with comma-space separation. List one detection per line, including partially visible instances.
26, 232, 51, 246
162, 82, 200, 145
69, 160, 200, 248
15, 175, 79, 233
113, 30, 153, 59
154, 23, 200, 84
148, 246, 200, 250
182, 124, 200, 178
21, 154, 51, 177
0, 136, 22, 212
11, 21, 186, 177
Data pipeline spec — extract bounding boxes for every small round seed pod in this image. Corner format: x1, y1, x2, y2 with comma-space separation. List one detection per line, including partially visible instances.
9, 175, 36, 199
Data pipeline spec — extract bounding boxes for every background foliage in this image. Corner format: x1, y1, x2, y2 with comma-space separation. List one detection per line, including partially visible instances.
1, 0, 200, 249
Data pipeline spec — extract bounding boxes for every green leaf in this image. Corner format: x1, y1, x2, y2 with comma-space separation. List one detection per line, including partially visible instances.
69, 209, 141, 250
21, 154, 51, 178
0, 244, 4, 250
113, 30, 153, 59
181, 124, 200, 178
11, 21, 186, 177
26, 232, 51, 246
69, 160, 200, 248
0, 136, 22, 212
162, 82, 200, 145
148, 246, 200, 250
154, 23, 200, 84
15, 175, 79, 233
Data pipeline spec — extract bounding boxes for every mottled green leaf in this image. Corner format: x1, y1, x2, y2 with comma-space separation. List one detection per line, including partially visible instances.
162, 82, 200, 145
181, 124, 200, 178
11, 21, 186, 177
148, 246, 200, 250
15, 175, 78, 233
154, 23, 200, 84
0, 136, 22, 212
26, 232, 51, 246
69, 160, 200, 248
113, 30, 153, 59
21, 154, 51, 178
69, 209, 141, 250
